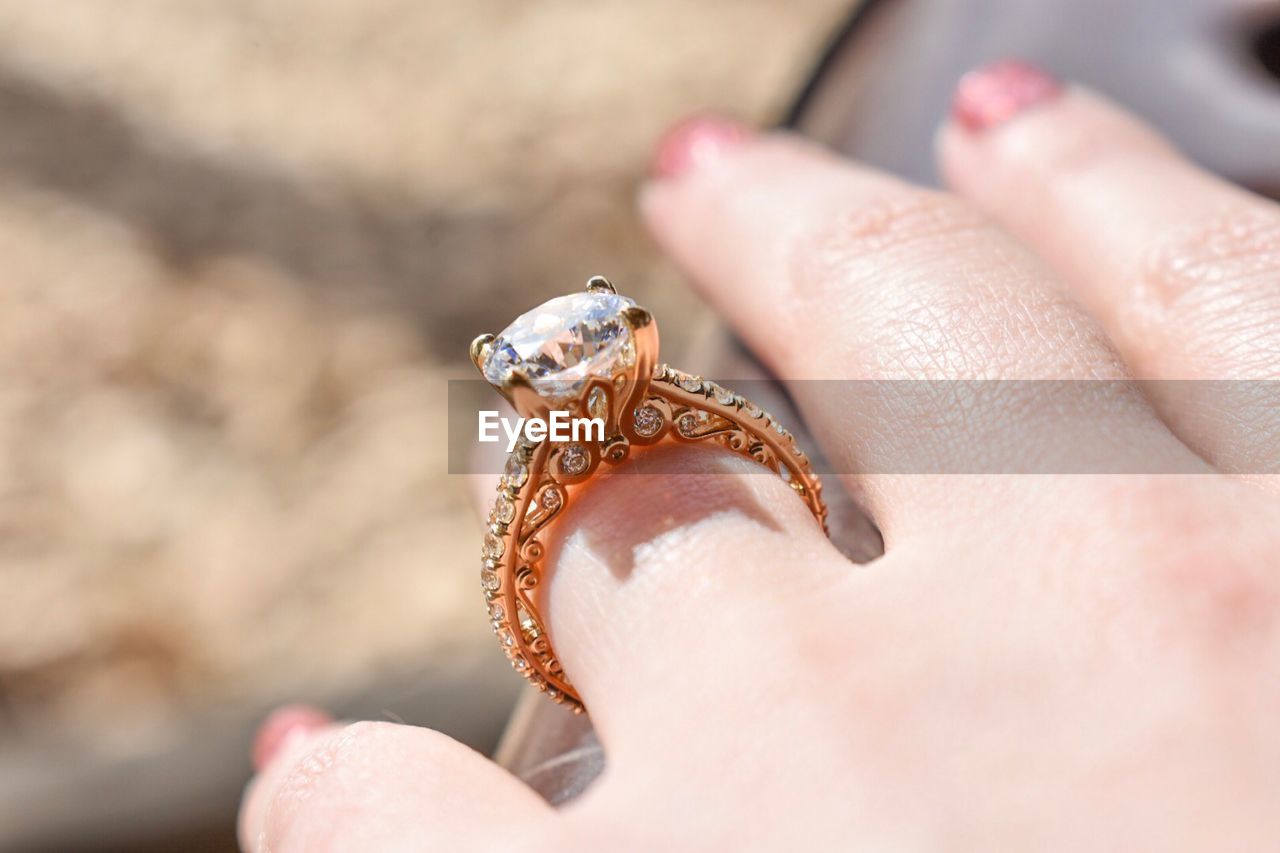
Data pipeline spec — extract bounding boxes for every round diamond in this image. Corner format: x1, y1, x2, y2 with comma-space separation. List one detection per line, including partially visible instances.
559, 444, 589, 476
678, 375, 702, 393
677, 412, 699, 437
482, 292, 637, 403
493, 494, 515, 525
540, 488, 562, 511
483, 531, 505, 560
481, 569, 500, 591
503, 456, 528, 488
713, 384, 736, 406
632, 405, 663, 437
489, 602, 505, 621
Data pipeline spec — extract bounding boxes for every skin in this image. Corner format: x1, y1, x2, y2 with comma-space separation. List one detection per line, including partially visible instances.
239, 87, 1280, 851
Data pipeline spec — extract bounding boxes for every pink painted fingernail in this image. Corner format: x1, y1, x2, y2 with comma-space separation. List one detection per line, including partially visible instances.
651, 114, 750, 180
252, 704, 331, 771
951, 60, 1063, 132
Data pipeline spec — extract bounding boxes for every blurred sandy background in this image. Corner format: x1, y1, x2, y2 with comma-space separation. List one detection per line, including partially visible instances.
0, 1, 846, 849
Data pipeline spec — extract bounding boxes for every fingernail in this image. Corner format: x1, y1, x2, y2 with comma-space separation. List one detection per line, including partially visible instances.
951, 60, 1062, 132
651, 114, 750, 180
252, 704, 331, 771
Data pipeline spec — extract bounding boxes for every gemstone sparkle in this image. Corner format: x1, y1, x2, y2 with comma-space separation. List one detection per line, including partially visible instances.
483, 292, 637, 403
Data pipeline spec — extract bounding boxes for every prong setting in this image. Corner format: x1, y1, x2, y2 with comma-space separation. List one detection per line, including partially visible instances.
504, 367, 550, 421
470, 333, 495, 372
621, 305, 653, 330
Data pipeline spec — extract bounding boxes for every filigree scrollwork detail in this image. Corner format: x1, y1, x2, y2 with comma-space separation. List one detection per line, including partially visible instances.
518, 536, 544, 562
483, 368, 828, 715
514, 564, 539, 591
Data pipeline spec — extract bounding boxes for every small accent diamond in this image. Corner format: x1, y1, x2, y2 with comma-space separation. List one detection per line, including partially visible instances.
489, 602, 505, 621
712, 383, 735, 406
586, 387, 608, 420
678, 375, 702, 393
540, 488, 562, 511
503, 456, 528, 487
493, 494, 515, 525
677, 412, 699, 437
483, 531, 505, 560
481, 570, 500, 591
632, 405, 663, 437
559, 444, 589, 476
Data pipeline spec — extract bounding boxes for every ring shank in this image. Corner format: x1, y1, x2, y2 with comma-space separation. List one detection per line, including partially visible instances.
480, 366, 827, 714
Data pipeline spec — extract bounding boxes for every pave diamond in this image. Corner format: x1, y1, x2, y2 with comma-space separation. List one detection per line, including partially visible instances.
678, 375, 702, 393
503, 456, 528, 488
483, 531, 505, 560
493, 494, 515, 525
483, 292, 637, 403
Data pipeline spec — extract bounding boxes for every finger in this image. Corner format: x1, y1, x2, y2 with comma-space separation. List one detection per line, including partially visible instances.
939, 62, 1280, 476
240, 719, 551, 852
640, 120, 1202, 537
539, 443, 845, 743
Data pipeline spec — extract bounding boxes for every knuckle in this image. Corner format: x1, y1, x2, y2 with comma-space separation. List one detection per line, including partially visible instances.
1139, 211, 1280, 323
794, 191, 990, 284
790, 190, 1112, 379
1099, 479, 1279, 649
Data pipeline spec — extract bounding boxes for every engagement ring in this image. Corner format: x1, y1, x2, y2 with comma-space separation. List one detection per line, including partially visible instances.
472, 276, 827, 713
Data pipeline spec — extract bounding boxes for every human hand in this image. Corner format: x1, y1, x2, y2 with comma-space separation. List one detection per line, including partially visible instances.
239, 62, 1280, 851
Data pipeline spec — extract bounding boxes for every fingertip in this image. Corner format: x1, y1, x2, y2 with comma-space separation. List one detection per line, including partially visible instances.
252, 703, 333, 771
638, 113, 754, 237
241, 717, 344, 853
948, 59, 1064, 134
936, 75, 1181, 215
637, 127, 854, 281
936, 59, 1065, 195
649, 113, 752, 181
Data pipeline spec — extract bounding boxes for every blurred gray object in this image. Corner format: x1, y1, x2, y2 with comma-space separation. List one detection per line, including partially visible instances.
499, 0, 1280, 805
791, 0, 1280, 193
